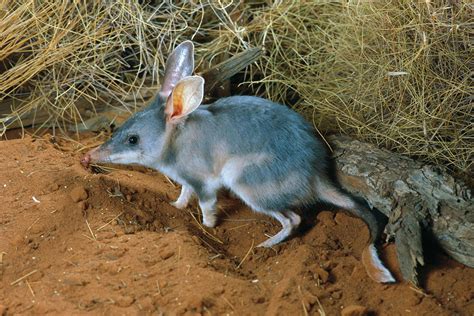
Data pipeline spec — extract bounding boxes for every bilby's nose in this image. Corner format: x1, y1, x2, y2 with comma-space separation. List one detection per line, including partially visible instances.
80, 147, 99, 168
80, 152, 91, 168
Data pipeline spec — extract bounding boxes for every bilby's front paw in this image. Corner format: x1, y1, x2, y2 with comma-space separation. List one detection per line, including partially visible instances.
202, 214, 217, 228
171, 200, 187, 209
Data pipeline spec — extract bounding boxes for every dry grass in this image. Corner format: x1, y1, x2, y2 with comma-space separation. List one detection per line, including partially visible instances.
0, 0, 202, 132
0, 1, 472, 175
234, 1, 473, 174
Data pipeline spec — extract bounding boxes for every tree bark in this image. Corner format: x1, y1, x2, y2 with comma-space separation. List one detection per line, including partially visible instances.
329, 135, 473, 285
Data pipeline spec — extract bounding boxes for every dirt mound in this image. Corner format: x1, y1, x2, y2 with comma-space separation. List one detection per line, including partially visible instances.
0, 135, 472, 315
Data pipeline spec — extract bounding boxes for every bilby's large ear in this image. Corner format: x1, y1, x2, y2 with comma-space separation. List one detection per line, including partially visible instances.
165, 76, 204, 123
159, 41, 194, 98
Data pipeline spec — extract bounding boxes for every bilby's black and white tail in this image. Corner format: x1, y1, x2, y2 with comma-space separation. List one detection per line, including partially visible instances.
315, 179, 395, 283
362, 244, 395, 283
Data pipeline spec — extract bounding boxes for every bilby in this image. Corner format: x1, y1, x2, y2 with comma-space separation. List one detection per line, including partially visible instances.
81, 41, 395, 283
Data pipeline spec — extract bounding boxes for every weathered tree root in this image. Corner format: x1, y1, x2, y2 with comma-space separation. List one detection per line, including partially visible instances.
330, 135, 473, 285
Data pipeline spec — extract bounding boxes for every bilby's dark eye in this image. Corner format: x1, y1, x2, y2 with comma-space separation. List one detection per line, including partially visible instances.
128, 135, 139, 145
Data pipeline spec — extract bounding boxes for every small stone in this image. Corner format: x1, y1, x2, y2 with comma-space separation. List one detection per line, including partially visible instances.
331, 291, 342, 299
132, 209, 153, 223
159, 250, 175, 260
212, 286, 225, 295
70, 186, 88, 203
63, 277, 88, 286
196, 261, 207, 268
341, 305, 368, 316
314, 267, 329, 283
124, 226, 136, 234
321, 260, 333, 270
252, 296, 266, 304
104, 253, 119, 261
49, 183, 60, 192
115, 295, 135, 307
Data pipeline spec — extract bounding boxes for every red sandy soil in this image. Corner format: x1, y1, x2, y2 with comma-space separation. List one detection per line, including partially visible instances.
0, 133, 473, 315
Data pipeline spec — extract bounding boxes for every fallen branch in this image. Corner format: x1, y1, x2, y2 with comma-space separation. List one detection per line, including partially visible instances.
200, 47, 263, 95
330, 135, 473, 285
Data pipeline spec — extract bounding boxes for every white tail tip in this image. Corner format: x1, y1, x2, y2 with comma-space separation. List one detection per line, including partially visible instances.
362, 244, 396, 283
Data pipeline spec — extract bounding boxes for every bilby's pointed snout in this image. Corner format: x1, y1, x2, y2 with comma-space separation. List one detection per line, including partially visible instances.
80, 147, 100, 168
80, 153, 91, 168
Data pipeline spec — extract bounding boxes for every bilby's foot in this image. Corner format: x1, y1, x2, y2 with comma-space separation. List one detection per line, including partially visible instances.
199, 196, 218, 228
257, 211, 300, 248
202, 213, 217, 228
171, 200, 187, 209
171, 185, 193, 209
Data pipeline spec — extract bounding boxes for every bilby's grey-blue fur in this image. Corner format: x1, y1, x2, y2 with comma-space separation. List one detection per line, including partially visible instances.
83, 41, 395, 283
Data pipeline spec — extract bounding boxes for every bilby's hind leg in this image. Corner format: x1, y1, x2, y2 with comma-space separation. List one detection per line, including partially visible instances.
257, 210, 301, 248
171, 185, 194, 209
